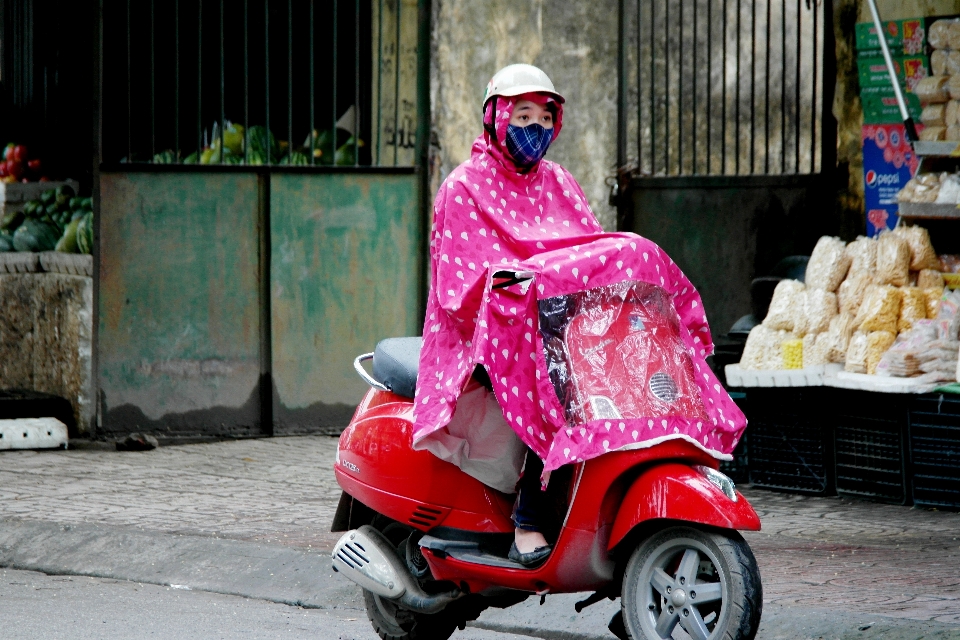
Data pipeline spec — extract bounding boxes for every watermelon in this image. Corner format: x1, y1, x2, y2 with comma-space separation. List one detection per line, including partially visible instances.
76, 211, 94, 254
12, 219, 60, 252
0, 232, 13, 252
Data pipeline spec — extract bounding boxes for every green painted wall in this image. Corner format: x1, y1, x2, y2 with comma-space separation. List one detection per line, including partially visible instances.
98, 172, 264, 437
269, 172, 421, 433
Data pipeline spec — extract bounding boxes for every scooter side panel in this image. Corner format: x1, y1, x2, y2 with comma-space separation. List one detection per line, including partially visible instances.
607, 463, 761, 550
336, 389, 515, 533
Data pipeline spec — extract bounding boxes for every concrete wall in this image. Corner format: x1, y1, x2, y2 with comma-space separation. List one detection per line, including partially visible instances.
431, 0, 619, 231
0, 274, 94, 433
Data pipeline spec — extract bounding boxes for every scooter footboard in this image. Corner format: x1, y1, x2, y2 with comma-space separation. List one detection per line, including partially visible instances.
608, 463, 760, 551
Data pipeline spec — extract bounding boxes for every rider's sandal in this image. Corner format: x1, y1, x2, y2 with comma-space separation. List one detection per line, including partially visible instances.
508, 542, 552, 568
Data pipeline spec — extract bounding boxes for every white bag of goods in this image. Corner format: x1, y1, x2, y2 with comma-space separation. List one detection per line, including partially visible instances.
805, 236, 850, 292
762, 279, 805, 331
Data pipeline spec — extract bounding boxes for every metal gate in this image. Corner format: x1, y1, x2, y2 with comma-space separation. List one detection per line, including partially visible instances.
617, 0, 837, 334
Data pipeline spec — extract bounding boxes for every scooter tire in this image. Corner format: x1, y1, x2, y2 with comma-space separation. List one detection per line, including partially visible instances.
363, 588, 458, 640
620, 526, 762, 640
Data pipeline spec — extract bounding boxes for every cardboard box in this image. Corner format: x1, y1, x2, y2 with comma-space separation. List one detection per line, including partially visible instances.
857, 55, 930, 91
861, 124, 922, 236
860, 86, 922, 124
856, 18, 927, 55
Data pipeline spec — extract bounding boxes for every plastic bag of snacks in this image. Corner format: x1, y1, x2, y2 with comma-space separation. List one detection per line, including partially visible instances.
893, 225, 940, 270
824, 312, 856, 363
803, 333, 830, 367
924, 287, 945, 318
805, 236, 850, 292
918, 269, 944, 289
916, 76, 951, 104
898, 173, 941, 203
921, 126, 946, 141
941, 254, 960, 273
922, 103, 947, 126
740, 325, 791, 370
854, 284, 902, 333
899, 287, 928, 333
782, 338, 803, 369
845, 331, 869, 373
936, 174, 960, 204
762, 279, 805, 331
866, 331, 897, 375
802, 288, 838, 335
875, 322, 937, 377
876, 233, 911, 287
844, 236, 877, 278
837, 272, 872, 316
929, 19, 958, 49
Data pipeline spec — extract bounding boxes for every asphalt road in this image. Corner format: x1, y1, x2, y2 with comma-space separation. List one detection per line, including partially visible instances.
0, 567, 534, 640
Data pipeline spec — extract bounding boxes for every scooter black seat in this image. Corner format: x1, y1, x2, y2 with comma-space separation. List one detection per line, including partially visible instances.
372, 337, 423, 398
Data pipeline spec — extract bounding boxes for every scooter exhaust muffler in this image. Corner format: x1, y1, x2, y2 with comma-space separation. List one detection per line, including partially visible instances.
332, 525, 461, 614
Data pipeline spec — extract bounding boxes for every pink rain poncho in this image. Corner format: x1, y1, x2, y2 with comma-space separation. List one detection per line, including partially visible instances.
413, 94, 745, 477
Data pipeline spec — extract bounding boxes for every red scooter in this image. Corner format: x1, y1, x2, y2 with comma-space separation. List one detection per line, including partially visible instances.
332, 281, 762, 640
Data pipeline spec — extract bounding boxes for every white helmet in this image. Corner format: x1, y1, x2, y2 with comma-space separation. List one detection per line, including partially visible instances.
482, 64, 565, 109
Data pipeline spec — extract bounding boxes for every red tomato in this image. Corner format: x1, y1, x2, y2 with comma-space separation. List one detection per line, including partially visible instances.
12, 145, 28, 163
27, 159, 41, 172
3, 144, 14, 161
0, 163, 7, 177
21, 178, 29, 183
39, 176, 50, 182
6, 160, 24, 179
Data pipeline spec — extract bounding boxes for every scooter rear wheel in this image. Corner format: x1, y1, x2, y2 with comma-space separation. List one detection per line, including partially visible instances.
620, 526, 762, 640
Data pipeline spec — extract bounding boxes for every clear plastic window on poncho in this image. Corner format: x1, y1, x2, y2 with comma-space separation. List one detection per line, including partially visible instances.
538, 280, 710, 427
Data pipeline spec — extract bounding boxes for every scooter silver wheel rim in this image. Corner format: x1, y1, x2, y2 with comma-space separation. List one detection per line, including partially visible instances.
634, 536, 728, 640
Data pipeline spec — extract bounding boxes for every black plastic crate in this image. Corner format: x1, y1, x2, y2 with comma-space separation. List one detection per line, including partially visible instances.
719, 392, 749, 484
831, 389, 909, 504
909, 393, 960, 509
745, 389, 833, 495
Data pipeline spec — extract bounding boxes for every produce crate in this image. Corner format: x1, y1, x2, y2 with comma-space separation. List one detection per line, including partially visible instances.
719, 392, 749, 484
0, 389, 77, 437
909, 393, 960, 509
832, 390, 909, 505
745, 389, 834, 495
0, 181, 79, 218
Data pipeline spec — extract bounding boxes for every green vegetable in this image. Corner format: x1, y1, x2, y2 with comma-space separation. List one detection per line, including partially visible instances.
335, 137, 364, 166
247, 125, 279, 164
55, 185, 76, 199
55, 219, 80, 253
183, 151, 199, 164
40, 189, 56, 205
153, 149, 178, 164
76, 211, 94, 254
281, 150, 310, 166
12, 219, 60, 252
1, 209, 24, 231
0, 232, 13, 252
23, 201, 40, 217
81, 197, 94, 211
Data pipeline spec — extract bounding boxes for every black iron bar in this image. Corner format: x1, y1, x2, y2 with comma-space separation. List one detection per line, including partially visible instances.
749, 0, 755, 174
721, 0, 726, 174
244, 0, 249, 163
765, 0, 771, 173
650, 0, 656, 174
393, 0, 401, 165
265, 0, 270, 164
690, 0, 700, 175
310, 0, 315, 165
355, 0, 360, 166
735, 0, 740, 175
197, 0, 202, 163
376, 0, 383, 165
707, 0, 712, 173
126, 0, 131, 162
664, 0, 670, 174
636, 0, 642, 170
333, 0, 339, 163
795, 0, 801, 173
781, 0, 786, 173
175, 0, 180, 162
811, 0, 818, 173
220, 0, 225, 163
151, 0, 156, 159
288, 0, 293, 163
678, 0, 683, 174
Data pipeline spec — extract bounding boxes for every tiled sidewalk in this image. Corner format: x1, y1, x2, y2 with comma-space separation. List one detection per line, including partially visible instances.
1, 436, 959, 625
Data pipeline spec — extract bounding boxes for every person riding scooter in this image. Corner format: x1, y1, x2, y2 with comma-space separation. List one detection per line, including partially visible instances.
411, 64, 747, 567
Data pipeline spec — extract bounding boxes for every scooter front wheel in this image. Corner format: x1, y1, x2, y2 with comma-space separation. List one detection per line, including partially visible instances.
621, 526, 762, 640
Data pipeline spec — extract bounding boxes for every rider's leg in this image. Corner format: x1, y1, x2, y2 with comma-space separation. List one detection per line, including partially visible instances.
512, 449, 550, 554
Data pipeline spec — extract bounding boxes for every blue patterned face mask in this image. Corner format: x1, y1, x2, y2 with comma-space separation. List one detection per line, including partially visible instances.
506, 123, 554, 167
